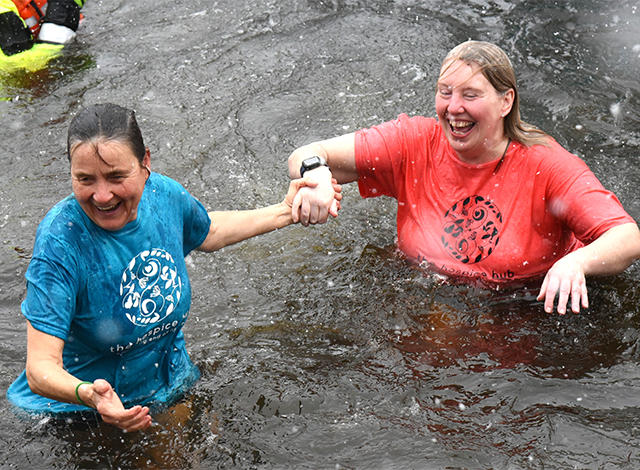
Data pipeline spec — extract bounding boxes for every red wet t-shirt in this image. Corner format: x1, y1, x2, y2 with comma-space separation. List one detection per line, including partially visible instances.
355, 114, 635, 282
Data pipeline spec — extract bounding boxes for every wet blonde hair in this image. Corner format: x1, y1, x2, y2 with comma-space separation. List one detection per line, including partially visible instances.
441, 40, 551, 148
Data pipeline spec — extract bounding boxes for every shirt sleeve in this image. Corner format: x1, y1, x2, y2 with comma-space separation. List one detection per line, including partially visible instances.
161, 178, 210, 254
541, 141, 636, 243
181, 193, 211, 255
22, 236, 80, 341
355, 114, 436, 200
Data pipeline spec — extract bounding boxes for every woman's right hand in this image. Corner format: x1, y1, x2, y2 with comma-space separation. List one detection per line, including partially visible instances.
26, 325, 152, 433
88, 379, 153, 432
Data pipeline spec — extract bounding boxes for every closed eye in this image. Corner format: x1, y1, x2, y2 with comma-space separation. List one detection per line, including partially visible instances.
73, 175, 94, 184
108, 175, 127, 182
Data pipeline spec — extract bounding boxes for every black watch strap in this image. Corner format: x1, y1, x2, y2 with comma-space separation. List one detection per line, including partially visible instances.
300, 156, 329, 177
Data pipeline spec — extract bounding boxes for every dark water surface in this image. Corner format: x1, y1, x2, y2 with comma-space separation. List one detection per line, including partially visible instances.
2, 0, 640, 468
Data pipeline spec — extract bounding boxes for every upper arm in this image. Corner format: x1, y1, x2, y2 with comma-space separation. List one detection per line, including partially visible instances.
195, 218, 219, 253
317, 133, 358, 183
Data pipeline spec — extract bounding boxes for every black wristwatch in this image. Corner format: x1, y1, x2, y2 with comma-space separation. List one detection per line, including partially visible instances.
300, 156, 329, 177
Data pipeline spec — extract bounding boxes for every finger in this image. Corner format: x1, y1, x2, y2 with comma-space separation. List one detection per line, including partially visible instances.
542, 277, 559, 313
555, 279, 571, 315
310, 204, 326, 225
291, 192, 302, 223
125, 409, 153, 432
300, 177, 319, 188
300, 199, 311, 227
127, 418, 152, 432
329, 199, 339, 218
110, 406, 151, 433
308, 205, 317, 225
318, 201, 331, 224
122, 416, 151, 433
570, 280, 583, 313
537, 275, 549, 302
318, 206, 329, 224
581, 282, 589, 310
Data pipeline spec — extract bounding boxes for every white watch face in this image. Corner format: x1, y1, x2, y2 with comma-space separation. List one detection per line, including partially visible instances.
301, 156, 329, 177
303, 156, 323, 168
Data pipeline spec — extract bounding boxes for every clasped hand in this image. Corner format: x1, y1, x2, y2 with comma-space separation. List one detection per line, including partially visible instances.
289, 174, 342, 226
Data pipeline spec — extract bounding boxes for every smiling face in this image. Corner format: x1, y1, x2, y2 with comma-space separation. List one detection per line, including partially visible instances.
70, 140, 150, 231
435, 59, 514, 165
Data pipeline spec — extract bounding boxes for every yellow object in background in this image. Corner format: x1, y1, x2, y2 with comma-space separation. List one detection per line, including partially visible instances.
0, 0, 83, 74
0, 42, 63, 74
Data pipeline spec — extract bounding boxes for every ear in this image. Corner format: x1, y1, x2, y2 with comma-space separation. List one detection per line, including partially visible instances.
143, 147, 151, 172
501, 89, 515, 117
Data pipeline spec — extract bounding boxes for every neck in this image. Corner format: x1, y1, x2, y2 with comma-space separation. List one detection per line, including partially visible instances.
492, 137, 512, 174
454, 136, 511, 165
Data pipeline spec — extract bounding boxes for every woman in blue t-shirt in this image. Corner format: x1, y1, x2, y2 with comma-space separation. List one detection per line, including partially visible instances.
7, 103, 342, 432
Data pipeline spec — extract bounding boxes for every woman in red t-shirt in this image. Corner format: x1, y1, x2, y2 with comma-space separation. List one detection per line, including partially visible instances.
287, 40, 640, 316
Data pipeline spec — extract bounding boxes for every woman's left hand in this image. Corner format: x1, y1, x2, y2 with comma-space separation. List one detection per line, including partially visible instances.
537, 223, 640, 315
537, 256, 588, 315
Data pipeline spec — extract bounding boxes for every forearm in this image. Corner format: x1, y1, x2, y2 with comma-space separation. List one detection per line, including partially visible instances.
25, 322, 91, 407
26, 359, 85, 404
565, 223, 640, 276
198, 202, 294, 252
289, 143, 330, 179
288, 134, 358, 183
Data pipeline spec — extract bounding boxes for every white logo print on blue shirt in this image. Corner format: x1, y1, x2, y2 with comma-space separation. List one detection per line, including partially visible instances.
120, 249, 182, 326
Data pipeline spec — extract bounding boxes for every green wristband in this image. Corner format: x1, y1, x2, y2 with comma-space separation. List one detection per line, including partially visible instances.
75, 381, 92, 407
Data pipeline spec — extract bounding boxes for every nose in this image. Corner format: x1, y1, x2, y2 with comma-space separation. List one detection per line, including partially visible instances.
448, 93, 465, 115
92, 179, 114, 205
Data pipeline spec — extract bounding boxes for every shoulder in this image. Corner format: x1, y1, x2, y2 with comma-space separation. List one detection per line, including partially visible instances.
356, 114, 440, 150
30, 197, 90, 270
144, 172, 198, 203
146, 172, 185, 192
378, 114, 437, 132
145, 172, 208, 223
35, 195, 87, 242
397, 114, 440, 138
395, 113, 436, 126
515, 138, 590, 171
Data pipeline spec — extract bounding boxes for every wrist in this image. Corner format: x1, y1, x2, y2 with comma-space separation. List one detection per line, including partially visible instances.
275, 200, 298, 229
302, 164, 332, 183
299, 155, 330, 178
75, 381, 93, 408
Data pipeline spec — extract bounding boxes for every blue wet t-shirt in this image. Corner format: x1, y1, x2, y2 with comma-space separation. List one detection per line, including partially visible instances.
7, 172, 211, 413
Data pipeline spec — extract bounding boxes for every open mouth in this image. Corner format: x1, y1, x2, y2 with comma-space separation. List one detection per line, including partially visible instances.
96, 201, 122, 213
449, 120, 475, 136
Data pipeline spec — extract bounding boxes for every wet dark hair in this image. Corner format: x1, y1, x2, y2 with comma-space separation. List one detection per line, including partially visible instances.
66, 103, 146, 163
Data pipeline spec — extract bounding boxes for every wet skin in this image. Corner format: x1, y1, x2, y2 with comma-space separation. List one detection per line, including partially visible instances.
70, 141, 150, 232
435, 59, 514, 165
